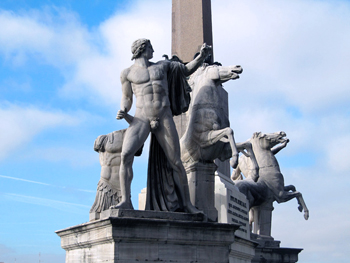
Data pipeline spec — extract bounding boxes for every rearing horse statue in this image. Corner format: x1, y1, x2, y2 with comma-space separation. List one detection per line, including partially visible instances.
232, 131, 309, 236
180, 63, 243, 167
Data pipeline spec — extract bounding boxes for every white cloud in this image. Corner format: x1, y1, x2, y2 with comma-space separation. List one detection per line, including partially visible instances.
327, 135, 350, 172
212, 0, 350, 113
0, 2, 172, 107
0, 103, 82, 160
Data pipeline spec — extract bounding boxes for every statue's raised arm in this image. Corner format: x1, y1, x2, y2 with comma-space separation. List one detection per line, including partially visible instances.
184, 43, 212, 75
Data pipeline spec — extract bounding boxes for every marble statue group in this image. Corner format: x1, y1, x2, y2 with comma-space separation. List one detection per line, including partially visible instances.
91, 38, 309, 233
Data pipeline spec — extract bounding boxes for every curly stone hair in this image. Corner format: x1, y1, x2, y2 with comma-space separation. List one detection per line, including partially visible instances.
131, 38, 151, 60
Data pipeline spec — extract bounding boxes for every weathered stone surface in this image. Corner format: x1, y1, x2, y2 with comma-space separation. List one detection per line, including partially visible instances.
230, 236, 256, 263
215, 171, 250, 240
100, 208, 206, 222
172, 0, 213, 63
250, 235, 302, 263
56, 216, 240, 263
185, 162, 218, 222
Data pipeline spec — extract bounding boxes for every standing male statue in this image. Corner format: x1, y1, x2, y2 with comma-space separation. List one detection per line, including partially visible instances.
115, 38, 210, 213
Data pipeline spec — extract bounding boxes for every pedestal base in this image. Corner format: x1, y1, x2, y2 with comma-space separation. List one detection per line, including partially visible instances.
185, 162, 218, 222
250, 235, 302, 263
56, 210, 241, 263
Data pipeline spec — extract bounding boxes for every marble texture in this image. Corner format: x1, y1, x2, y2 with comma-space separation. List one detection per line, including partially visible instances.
56, 214, 240, 263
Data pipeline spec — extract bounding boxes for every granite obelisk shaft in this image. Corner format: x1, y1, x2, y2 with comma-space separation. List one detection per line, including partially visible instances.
172, 0, 214, 62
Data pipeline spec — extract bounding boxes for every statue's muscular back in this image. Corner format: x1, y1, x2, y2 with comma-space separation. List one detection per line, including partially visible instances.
125, 60, 171, 120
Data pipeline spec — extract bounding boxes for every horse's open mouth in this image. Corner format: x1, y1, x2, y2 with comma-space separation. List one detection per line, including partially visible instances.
277, 137, 288, 143
276, 132, 288, 143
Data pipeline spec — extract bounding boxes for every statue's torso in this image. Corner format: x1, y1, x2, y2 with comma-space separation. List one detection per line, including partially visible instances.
127, 61, 171, 120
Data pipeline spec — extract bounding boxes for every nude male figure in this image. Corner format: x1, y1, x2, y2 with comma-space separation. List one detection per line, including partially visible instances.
115, 38, 211, 212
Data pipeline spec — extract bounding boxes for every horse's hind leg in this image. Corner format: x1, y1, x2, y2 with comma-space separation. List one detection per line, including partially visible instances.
280, 190, 309, 220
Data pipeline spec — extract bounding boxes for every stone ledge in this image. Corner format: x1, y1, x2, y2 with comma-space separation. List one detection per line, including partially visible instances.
100, 208, 206, 222
56, 217, 242, 263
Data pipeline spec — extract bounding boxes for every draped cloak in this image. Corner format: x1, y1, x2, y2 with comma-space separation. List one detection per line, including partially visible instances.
145, 61, 191, 212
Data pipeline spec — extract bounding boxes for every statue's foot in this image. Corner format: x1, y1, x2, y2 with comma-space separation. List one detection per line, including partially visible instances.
304, 210, 309, 220
110, 201, 134, 210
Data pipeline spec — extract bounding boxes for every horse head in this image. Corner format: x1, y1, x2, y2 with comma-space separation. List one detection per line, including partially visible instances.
252, 131, 288, 150
217, 65, 243, 84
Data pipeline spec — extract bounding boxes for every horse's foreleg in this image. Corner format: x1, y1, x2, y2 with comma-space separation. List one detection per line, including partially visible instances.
296, 193, 309, 220
226, 130, 239, 169
207, 128, 239, 168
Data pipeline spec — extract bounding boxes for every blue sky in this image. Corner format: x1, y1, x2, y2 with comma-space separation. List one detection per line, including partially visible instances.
0, 0, 350, 262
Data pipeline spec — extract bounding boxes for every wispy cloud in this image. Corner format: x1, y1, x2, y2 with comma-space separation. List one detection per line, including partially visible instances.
3, 193, 90, 214
0, 174, 94, 193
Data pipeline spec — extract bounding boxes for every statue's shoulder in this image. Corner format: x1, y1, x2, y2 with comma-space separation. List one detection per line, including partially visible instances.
121, 67, 130, 77
120, 67, 133, 82
155, 59, 171, 69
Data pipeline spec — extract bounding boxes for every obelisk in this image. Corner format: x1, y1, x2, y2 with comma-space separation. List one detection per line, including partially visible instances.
172, 0, 230, 177
172, 0, 214, 139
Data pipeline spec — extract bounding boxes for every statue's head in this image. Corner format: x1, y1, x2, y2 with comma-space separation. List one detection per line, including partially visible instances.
131, 38, 152, 60
252, 131, 288, 150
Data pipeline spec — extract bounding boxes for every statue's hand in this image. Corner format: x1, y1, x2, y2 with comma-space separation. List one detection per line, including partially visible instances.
116, 109, 126, 120
200, 43, 211, 59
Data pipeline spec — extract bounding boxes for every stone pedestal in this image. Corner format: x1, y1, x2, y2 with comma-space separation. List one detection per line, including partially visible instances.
185, 162, 218, 222
215, 171, 250, 240
56, 210, 240, 263
250, 235, 302, 263
251, 199, 274, 237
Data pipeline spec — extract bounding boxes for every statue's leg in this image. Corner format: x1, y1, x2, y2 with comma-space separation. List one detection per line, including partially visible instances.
113, 120, 150, 210
236, 141, 259, 181
295, 192, 309, 220
278, 189, 309, 220
284, 185, 296, 192
154, 113, 202, 214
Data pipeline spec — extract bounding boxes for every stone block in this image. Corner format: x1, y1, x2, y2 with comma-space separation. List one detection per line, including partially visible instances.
215, 171, 250, 239
185, 162, 218, 222
56, 214, 241, 263
89, 212, 100, 221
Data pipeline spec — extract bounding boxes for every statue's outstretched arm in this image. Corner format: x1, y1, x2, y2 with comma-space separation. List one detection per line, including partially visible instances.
184, 43, 211, 75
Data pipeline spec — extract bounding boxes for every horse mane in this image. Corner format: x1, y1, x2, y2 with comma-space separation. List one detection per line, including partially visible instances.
252, 132, 260, 139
